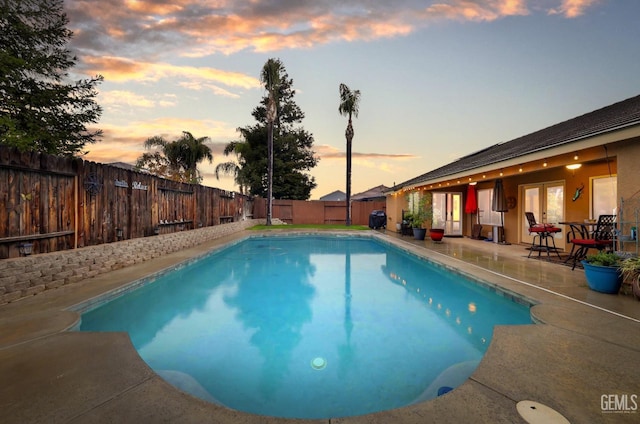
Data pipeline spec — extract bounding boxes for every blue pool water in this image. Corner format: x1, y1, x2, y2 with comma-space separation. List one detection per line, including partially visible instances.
79, 235, 532, 419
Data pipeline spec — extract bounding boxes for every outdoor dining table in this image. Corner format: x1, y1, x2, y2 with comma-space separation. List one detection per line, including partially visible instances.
559, 221, 597, 239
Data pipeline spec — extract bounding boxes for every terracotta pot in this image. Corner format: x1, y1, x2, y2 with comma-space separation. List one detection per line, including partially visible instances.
430, 228, 445, 242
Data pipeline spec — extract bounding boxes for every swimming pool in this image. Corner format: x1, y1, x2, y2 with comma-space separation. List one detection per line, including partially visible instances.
78, 234, 532, 419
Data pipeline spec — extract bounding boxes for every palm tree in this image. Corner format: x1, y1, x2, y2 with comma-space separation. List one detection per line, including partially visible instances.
138, 135, 183, 180
137, 131, 212, 184
260, 58, 283, 225
176, 131, 213, 184
215, 140, 249, 194
338, 83, 361, 226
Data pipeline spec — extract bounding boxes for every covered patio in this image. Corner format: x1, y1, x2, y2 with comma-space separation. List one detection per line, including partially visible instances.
386, 94, 640, 261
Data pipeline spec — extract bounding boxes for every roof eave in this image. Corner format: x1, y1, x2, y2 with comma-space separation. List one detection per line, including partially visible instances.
389, 123, 640, 194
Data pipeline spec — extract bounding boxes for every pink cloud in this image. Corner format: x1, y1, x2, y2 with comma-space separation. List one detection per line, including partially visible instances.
548, 0, 601, 18
66, 1, 599, 61
315, 144, 417, 160
80, 56, 259, 89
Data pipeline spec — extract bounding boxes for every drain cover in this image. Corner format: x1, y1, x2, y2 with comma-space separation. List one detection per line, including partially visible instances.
311, 357, 327, 370
516, 400, 570, 424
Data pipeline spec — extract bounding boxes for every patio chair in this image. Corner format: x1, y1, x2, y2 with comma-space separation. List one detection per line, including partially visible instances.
568, 214, 616, 270
525, 212, 562, 259
564, 225, 581, 262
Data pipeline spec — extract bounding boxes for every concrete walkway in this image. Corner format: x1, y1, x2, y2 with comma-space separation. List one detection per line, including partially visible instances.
1, 230, 639, 423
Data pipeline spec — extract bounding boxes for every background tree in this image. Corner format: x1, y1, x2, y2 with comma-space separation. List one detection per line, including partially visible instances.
215, 140, 250, 194
218, 60, 318, 202
136, 131, 213, 184
179, 131, 214, 183
0, 0, 103, 156
338, 84, 361, 226
261, 58, 282, 226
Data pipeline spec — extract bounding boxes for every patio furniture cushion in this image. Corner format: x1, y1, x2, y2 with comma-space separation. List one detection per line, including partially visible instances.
530, 224, 562, 233
570, 239, 613, 251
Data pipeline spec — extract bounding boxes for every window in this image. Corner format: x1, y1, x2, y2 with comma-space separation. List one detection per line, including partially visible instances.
407, 191, 419, 214
591, 176, 617, 217
477, 189, 502, 226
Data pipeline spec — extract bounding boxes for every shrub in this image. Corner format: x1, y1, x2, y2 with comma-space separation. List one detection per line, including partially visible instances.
585, 251, 621, 267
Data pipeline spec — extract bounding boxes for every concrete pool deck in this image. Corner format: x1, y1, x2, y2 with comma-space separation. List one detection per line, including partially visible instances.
1, 229, 639, 423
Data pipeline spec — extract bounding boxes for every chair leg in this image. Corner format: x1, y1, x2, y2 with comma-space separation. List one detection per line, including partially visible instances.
563, 244, 576, 264
548, 234, 561, 259
528, 234, 539, 258
571, 245, 589, 270
565, 242, 577, 261
543, 234, 550, 257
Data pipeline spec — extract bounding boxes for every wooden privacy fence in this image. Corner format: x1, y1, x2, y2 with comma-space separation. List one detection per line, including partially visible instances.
253, 198, 387, 226
0, 145, 252, 259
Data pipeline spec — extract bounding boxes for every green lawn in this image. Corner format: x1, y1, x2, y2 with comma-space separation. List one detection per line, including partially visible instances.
249, 223, 371, 231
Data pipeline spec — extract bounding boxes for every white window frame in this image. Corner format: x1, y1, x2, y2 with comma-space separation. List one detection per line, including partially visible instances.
590, 175, 617, 218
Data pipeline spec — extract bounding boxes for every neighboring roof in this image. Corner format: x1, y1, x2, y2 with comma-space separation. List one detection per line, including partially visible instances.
319, 190, 346, 201
393, 94, 640, 190
108, 162, 139, 171
352, 185, 389, 201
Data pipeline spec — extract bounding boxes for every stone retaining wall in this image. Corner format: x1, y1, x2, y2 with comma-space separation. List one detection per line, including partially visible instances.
0, 219, 264, 304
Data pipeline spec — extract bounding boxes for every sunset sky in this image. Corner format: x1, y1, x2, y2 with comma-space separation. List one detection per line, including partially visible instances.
65, 0, 640, 199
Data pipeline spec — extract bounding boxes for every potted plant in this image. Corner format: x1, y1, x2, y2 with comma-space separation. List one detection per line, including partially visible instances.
407, 193, 433, 241
620, 256, 640, 300
409, 216, 427, 240
581, 251, 623, 294
429, 227, 445, 242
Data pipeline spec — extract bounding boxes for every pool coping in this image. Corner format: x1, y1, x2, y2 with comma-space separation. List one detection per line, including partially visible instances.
1, 229, 639, 423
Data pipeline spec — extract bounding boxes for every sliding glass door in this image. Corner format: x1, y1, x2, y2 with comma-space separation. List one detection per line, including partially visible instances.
433, 192, 462, 236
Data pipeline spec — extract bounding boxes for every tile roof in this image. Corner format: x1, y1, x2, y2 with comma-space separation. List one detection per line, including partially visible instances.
395, 94, 640, 189
352, 185, 389, 200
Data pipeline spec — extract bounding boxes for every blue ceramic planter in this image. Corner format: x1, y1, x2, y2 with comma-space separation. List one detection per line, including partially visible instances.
412, 228, 426, 240
581, 261, 623, 294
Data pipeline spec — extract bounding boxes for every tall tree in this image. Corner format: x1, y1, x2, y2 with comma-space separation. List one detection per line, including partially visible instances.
261, 58, 283, 226
136, 131, 213, 184
338, 84, 361, 226
0, 0, 103, 156
215, 140, 249, 194
218, 60, 318, 203
179, 131, 214, 183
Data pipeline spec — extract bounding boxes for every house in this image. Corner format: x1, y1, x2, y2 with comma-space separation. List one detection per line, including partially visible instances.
108, 162, 140, 171
352, 185, 389, 202
386, 94, 640, 252
319, 190, 346, 201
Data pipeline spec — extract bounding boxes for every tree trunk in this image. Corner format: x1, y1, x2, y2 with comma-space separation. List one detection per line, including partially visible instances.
267, 121, 273, 226
345, 119, 354, 226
